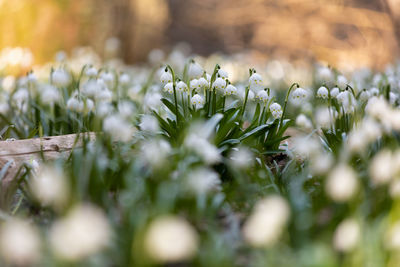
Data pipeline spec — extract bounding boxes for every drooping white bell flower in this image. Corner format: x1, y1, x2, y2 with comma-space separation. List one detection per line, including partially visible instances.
197, 77, 208, 89
330, 87, 340, 98
256, 90, 269, 103
191, 94, 205, 108
188, 61, 203, 79
163, 82, 174, 94
316, 86, 329, 99
212, 77, 226, 91
249, 73, 263, 92
224, 84, 237, 95
51, 69, 71, 88
269, 103, 283, 119
176, 81, 188, 92
218, 69, 229, 80
160, 70, 172, 84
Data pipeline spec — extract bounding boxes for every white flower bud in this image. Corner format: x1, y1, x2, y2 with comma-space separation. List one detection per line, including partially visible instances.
212, 77, 226, 91
269, 103, 282, 119
224, 84, 237, 95
256, 90, 269, 103
249, 73, 263, 92
189, 79, 199, 91
163, 82, 174, 94
197, 77, 208, 89
316, 86, 329, 99
160, 70, 172, 84
218, 69, 229, 80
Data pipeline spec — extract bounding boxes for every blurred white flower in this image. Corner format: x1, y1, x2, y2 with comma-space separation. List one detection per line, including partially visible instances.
41, 85, 61, 105
144, 92, 162, 111
212, 77, 226, 91
191, 94, 205, 109
325, 164, 358, 202
141, 139, 171, 167
269, 103, 282, 119
385, 221, 400, 251
242, 195, 290, 247
292, 135, 320, 158
337, 75, 348, 89
218, 69, 229, 80
118, 100, 135, 119
30, 165, 69, 209
315, 107, 333, 129
67, 97, 84, 112
333, 219, 360, 252
160, 70, 172, 84
190, 79, 199, 91
310, 152, 333, 175
224, 84, 237, 96
186, 168, 221, 195
188, 61, 203, 79
50, 204, 111, 261
317, 66, 333, 82
119, 73, 130, 86
85, 66, 98, 77
316, 86, 329, 99
291, 87, 307, 100
256, 90, 269, 103
249, 73, 263, 92
370, 150, 394, 185
100, 72, 115, 88
144, 216, 198, 263
330, 87, 340, 98
139, 115, 159, 132
295, 114, 313, 130
229, 146, 253, 169
185, 133, 221, 164
103, 114, 134, 142
51, 69, 71, 88
176, 81, 188, 92
0, 219, 41, 266
359, 89, 370, 101
163, 82, 174, 94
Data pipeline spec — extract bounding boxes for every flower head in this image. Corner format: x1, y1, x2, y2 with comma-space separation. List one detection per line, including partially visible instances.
224, 84, 237, 95
316, 86, 329, 99
269, 103, 283, 119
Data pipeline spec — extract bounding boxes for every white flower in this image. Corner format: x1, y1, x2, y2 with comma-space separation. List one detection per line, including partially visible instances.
316, 86, 329, 99
212, 77, 226, 91
96, 102, 113, 117
41, 85, 60, 105
295, 114, 313, 130
269, 103, 283, 119
50, 204, 111, 261
333, 219, 360, 252
141, 139, 171, 167
330, 87, 340, 97
144, 216, 198, 263
390, 92, 398, 105
224, 84, 237, 95
359, 89, 370, 101
256, 90, 269, 103
67, 97, 84, 112
291, 87, 307, 100
82, 79, 101, 98
118, 100, 135, 118
249, 73, 263, 92
310, 152, 333, 175
369, 87, 379, 96
0, 220, 41, 266
326, 164, 358, 202
229, 146, 253, 169
242, 195, 290, 247
85, 66, 98, 77
197, 77, 208, 89
119, 73, 130, 86
317, 66, 333, 82
185, 133, 221, 164
186, 168, 221, 195
103, 114, 134, 142
30, 165, 69, 209
315, 107, 333, 128
292, 135, 320, 158
188, 61, 203, 79
51, 69, 71, 87
191, 94, 205, 108
163, 82, 174, 94
160, 70, 172, 84
176, 81, 188, 92
144, 92, 162, 110
369, 150, 394, 185
218, 69, 229, 80
100, 72, 115, 88
337, 75, 348, 89
190, 79, 199, 91
139, 115, 159, 132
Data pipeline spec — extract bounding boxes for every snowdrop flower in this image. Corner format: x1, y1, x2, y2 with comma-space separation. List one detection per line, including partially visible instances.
50, 204, 111, 261
269, 103, 283, 119
141, 139, 171, 167
218, 69, 229, 80
330, 87, 340, 98
249, 73, 263, 92
82, 79, 100, 98
51, 69, 71, 87
118, 100, 135, 118
41, 85, 60, 105
186, 168, 221, 195
229, 146, 253, 169
144, 216, 198, 263
185, 134, 221, 164
100, 72, 115, 88
325, 164, 358, 202
191, 94, 205, 108
0, 220, 41, 266
333, 219, 360, 252
291, 87, 307, 100
369, 87, 379, 96
139, 115, 159, 132
224, 84, 237, 95
369, 150, 394, 185
85, 66, 98, 78
242, 195, 290, 247
316, 86, 329, 99
317, 66, 333, 82
310, 152, 333, 175
315, 107, 334, 128
163, 82, 174, 94
160, 70, 172, 84
292, 135, 320, 158
212, 77, 226, 91
103, 114, 134, 142
390, 92, 398, 105
295, 114, 313, 130
359, 89, 370, 101
13, 88, 29, 106
96, 102, 113, 117
67, 97, 84, 112
365, 96, 391, 121
256, 90, 269, 103
197, 77, 208, 89
190, 79, 199, 91
30, 165, 69, 209
119, 73, 130, 86
176, 81, 188, 92
337, 75, 348, 89
144, 92, 162, 110
188, 61, 203, 79
96, 87, 113, 102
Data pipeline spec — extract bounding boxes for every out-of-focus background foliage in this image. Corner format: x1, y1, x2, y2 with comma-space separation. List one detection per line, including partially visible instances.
0, 0, 399, 70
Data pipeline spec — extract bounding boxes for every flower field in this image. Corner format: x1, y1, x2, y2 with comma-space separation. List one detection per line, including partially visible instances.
1, 47, 400, 266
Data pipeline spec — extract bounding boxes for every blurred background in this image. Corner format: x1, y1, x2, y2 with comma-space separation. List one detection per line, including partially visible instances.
0, 0, 399, 72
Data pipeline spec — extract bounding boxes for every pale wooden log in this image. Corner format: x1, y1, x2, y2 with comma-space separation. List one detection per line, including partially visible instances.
0, 133, 96, 208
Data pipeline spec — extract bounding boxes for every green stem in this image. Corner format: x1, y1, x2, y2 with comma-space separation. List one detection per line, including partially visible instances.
239, 86, 250, 126
279, 83, 299, 130
166, 65, 179, 124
